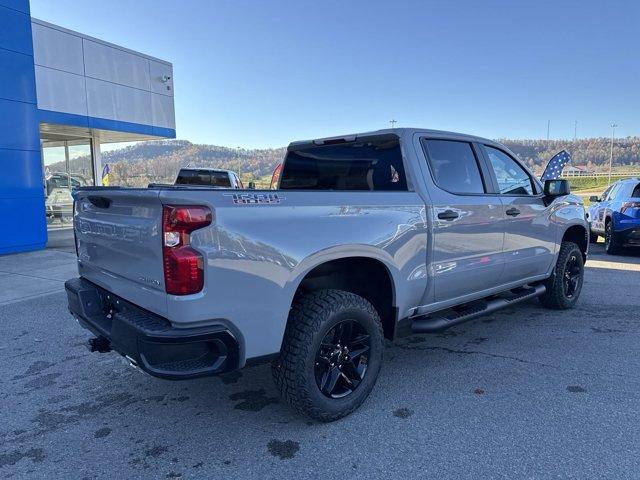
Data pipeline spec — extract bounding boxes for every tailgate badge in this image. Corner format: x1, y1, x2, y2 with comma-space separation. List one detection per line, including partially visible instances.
225, 193, 284, 205
138, 276, 161, 286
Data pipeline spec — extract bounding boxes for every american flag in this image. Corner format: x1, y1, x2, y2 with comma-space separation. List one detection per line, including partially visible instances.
541, 150, 571, 180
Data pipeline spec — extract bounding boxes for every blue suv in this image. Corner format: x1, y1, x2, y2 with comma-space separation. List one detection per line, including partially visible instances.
588, 178, 640, 254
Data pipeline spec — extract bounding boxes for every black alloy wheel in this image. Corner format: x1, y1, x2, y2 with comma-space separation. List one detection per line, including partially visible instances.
272, 289, 384, 421
605, 222, 612, 251
539, 241, 584, 310
314, 319, 371, 398
563, 253, 582, 298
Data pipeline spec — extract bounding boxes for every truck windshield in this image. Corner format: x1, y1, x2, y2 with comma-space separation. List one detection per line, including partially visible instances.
279, 136, 407, 191
176, 170, 231, 187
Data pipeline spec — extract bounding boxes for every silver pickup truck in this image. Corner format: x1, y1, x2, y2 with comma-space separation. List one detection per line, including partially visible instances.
66, 128, 588, 421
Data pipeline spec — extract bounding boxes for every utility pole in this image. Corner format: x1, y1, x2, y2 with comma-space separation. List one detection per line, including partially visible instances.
546, 120, 550, 142
608, 123, 618, 185
236, 146, 242, 179
572, 120, 577, 165
390, 119, 397, 128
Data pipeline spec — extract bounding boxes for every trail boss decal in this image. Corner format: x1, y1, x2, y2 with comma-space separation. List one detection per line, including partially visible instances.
225, 193, 284, 205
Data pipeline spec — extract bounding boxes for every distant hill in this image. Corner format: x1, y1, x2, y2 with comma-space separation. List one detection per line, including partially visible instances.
500, 137, 640, 172
53, 136, 640, 187
101, 140, 285, 187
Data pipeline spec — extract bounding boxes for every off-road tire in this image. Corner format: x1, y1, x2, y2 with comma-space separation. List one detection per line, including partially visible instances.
272, 289, 384, 422
539, 241, 584, 310
604, 220, 623, 255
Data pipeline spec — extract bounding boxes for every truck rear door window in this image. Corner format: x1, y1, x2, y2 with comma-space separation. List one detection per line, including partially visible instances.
422, 139, 485, 194
279, 137, 407, 191
176, 170, 231, 187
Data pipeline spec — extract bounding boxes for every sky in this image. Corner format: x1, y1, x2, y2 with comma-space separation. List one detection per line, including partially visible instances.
30, 0, 640, 149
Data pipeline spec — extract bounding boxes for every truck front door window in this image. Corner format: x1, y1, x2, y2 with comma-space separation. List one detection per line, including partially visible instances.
485, 147, 535, 195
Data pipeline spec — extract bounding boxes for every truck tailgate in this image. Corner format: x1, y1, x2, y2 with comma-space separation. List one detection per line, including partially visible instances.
74, 188, 168, 316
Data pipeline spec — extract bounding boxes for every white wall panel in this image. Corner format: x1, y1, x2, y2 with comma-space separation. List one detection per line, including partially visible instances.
35, 66, 87, 115
151, 93, 176, 129
32, 23, 84, 75
83, 39, 150, 91
86, 78, 152, 125
31, 19, 175, 133
149, 60, 174, 96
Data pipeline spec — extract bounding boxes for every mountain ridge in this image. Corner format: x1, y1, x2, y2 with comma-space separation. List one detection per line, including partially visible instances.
56, 137, 640, 187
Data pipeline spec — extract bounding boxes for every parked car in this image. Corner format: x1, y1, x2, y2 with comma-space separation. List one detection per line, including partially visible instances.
45, 187, 74, 224
45, 172, 87, 196
45, 172, 89, 225
65, 128, 588, 421
587, 178, 640, 254
175, 167, 244, 189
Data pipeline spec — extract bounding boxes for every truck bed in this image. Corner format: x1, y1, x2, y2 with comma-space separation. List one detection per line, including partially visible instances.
72, 186, 427, 360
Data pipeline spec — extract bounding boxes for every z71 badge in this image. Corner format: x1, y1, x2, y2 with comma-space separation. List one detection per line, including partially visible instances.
226, 193, 284, 205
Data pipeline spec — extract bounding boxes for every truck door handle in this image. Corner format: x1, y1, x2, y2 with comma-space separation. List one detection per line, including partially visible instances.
506, 207, 521, 217
437, 210, 459, 221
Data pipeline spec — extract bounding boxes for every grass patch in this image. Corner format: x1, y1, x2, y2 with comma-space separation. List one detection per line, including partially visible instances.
568, 174, 639, 192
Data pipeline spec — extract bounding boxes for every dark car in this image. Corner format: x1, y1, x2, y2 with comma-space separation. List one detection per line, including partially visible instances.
174, 168, 243, 189
588, 178, 640, 254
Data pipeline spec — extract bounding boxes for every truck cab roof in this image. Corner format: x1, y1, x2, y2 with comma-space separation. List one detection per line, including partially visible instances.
288, 128, 506, 151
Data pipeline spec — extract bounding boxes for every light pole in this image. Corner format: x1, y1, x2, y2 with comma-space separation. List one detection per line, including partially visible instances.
237, 146, 242, 179
546, 120, 550, 142
390, 119, 397, 128
608, 123, 618, 185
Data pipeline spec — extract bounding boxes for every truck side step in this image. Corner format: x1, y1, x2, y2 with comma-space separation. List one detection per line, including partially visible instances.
410, 284, 546, 333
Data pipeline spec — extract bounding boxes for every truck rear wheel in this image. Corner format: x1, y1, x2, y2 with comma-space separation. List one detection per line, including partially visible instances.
539, 241, 584, 310
272, 289, 384, 422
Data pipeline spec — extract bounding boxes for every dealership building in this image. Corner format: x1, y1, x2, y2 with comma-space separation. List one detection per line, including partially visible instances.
0, 0, 175, 254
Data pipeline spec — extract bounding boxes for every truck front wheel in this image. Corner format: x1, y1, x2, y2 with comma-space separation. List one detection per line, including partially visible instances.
272, 289, 384, 422
539, 241, 584, 310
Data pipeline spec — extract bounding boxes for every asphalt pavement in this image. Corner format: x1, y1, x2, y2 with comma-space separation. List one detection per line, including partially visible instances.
1, 243, 639, 479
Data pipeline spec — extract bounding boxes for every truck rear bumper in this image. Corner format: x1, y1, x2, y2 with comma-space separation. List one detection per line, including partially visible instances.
65, 277, 240, 380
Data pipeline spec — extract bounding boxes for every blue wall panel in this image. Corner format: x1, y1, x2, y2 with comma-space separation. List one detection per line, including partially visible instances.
0, 0, 29, 14
0, 98, 39, 151
0, 149, 42, 198
0, 48, 37, 103
38, 109, 176, 140
0, 198, 46, 253
0, 0, 45, 255
0, 4, 33, 54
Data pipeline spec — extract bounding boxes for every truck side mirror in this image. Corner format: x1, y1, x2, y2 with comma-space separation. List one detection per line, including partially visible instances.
544, 179, 570, 197
589, 195, 600, 203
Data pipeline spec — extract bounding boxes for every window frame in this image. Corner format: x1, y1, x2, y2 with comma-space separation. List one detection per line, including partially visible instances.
479, 144, 543, 197
420, 137, 490, 196
600, 185, 613, 201
279, 134, 410, 192
605, 183, 621, 201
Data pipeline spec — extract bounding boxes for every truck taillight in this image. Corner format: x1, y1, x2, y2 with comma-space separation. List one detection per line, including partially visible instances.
162, 205, 212, 295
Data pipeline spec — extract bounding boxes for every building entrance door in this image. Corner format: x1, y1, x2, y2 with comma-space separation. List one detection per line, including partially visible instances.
42, 139, 94, 230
